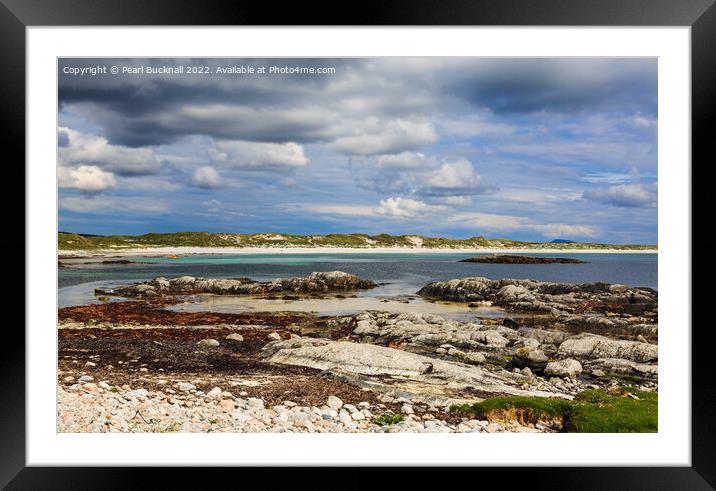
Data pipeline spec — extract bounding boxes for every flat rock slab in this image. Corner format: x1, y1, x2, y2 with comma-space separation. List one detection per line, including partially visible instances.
261, 337, 571, 401
558, 333, 657, 363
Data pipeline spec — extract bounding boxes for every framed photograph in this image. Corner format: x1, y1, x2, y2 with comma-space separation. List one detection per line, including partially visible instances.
5, 0, 714, 487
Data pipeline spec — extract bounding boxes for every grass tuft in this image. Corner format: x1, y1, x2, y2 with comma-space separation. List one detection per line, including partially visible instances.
160, 423, 181, 433
450, 388, 657, 433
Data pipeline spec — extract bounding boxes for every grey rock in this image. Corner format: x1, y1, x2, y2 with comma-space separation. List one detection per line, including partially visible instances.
584, 358, 658, 379
448, 349, 486, 365
247, 398, 265, 410
520, 338, 541, 349
544, 359, 583, 379
558, 334, 657, 362
353, 311, 510, 351
495, 285, 537, 304
327, 396, 343, 410
176, 382, 196, 392
126, 389, 149, 398
518, 327, 568, 346
197, 339, 220, 348
338, 409, 353, 425
206, 387, 223, 400
509, 347, 548, 373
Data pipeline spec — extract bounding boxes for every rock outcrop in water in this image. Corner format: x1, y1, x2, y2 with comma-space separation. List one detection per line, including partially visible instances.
95, 271, 376, 298
460, 255, 587, 264
417, 277, 657, 315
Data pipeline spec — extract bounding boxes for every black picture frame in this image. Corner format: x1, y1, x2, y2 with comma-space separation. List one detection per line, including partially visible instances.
3, 0, 714, 488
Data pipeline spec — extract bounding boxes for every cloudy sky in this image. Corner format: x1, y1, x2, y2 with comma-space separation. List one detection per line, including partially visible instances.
58, 58, 657, 244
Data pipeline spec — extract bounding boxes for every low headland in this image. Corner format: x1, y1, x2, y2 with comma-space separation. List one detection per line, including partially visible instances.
58, 231, 657, 256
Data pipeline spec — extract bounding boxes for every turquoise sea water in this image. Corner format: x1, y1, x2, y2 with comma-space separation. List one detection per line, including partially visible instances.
58, 252, 657, 309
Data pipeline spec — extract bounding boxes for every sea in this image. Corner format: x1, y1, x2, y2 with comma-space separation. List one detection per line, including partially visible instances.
58, 252, 657, 317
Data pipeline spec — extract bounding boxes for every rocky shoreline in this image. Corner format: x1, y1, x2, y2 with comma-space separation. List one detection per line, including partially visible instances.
58, 383, 516, 433
58, 271, 658, 433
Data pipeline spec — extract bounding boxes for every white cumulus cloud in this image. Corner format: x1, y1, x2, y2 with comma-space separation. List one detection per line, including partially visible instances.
301, 197, 447, 219
190, 166, 223, 189
333, 119, 437, 156
423, 158, 494, 195
58, 165, 117, 193
211, 140, 308, 168
376, 197, 446, 218
57, 127, 162, 176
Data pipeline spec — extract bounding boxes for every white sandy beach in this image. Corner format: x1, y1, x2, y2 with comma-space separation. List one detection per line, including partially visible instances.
58, 246, 658, 257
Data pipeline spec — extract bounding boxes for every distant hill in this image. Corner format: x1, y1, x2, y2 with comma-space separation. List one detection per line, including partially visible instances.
57, 231, 656, 252
550, 239, 576, 244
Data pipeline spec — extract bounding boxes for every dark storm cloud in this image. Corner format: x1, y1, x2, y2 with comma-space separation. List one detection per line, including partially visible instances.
70, 101, 338, 147
59, 58, 348, 146
58, 58, 343, 107
442, 59, 657, 115
59, 58, 657, 149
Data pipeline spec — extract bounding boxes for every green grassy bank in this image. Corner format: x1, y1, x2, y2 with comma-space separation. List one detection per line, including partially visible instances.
58, 231, 656, 252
